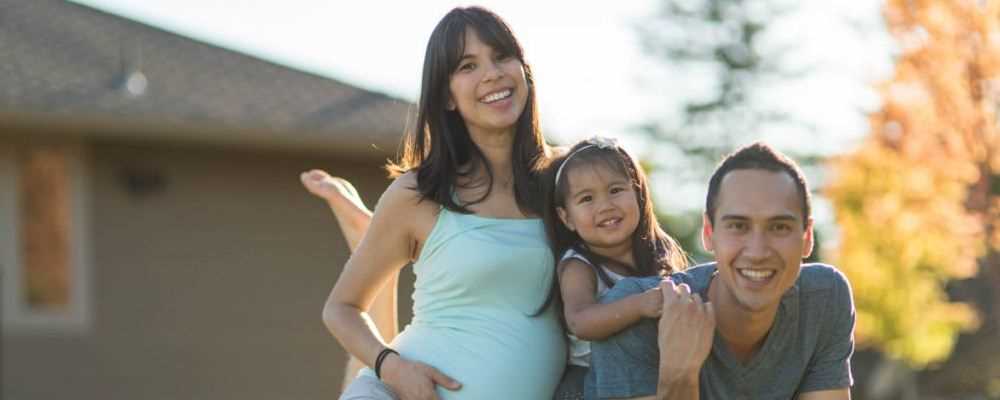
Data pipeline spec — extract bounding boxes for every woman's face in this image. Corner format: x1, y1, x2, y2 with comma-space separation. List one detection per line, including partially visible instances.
447, 28, 529, 137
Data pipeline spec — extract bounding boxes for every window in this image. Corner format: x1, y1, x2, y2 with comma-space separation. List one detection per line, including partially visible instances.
1, 143, 92, 333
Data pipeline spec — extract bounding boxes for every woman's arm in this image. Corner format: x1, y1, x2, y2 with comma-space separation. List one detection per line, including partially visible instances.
320, 172, 460, 399
300, 171, 399, 388
559, 259, 662, 341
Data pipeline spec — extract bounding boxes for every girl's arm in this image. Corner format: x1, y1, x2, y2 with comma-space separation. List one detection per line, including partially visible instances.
559, 259, 663, 341
320, 173, 460, 398
299, 170, 398, 389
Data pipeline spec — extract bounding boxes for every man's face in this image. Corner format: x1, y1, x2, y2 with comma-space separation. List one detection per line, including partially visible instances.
702, 169, 814, 314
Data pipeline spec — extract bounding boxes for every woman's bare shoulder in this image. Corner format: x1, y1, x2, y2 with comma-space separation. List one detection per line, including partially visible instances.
376, 171, 438, 215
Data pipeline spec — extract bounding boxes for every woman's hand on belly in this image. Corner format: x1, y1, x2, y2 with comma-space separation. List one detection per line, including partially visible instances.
381, 354, 462, 399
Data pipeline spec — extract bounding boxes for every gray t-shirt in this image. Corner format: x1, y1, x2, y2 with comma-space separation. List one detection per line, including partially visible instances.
587, 263, 855, 400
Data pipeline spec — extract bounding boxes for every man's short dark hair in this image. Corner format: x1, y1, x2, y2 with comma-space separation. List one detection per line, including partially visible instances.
705, 142, 811, 227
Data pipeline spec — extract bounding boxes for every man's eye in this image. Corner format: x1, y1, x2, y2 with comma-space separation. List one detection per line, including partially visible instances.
727, 222, 747, 231
771, 224, 791, 233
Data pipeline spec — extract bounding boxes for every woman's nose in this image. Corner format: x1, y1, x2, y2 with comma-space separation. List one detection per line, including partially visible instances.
481, 60, 503, 82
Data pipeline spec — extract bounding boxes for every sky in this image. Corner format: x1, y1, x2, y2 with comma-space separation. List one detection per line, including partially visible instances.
70, 1, 893, 144
70, 0, 896, 223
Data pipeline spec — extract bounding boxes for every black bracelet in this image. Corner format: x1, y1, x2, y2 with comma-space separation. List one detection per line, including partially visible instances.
374, 347, 399, 380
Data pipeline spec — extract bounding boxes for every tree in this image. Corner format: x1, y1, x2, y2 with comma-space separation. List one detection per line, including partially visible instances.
826, 0, 1000, 395
636, 0, 819, 185
638, 0, 812, 261
635, 0, 835, 262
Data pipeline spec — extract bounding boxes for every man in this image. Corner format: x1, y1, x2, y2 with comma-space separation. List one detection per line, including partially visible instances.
587, 142, 855, 399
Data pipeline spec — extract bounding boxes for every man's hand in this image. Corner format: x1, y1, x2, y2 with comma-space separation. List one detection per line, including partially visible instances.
655, 279, 716, 399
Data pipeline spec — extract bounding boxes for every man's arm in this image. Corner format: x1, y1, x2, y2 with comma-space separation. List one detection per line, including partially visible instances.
611, 280, 711, 400
798, 267, 856, 397
651, 280, 714, 400
587, 278, 713, 400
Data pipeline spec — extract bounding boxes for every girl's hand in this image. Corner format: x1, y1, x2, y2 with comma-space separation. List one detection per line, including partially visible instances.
638, 284, 665, 318
381, 354, 462, 400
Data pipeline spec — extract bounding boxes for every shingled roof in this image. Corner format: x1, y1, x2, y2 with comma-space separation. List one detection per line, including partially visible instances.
0, 0, 413, 158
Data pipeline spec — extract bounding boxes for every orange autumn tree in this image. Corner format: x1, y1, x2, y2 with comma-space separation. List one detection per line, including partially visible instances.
827, 0, 1000, 367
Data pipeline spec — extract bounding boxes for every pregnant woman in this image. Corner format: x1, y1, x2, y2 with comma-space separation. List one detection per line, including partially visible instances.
305, 6, 566, 399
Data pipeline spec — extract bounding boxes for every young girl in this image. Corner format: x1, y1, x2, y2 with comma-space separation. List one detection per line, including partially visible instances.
543, 136, 689, 399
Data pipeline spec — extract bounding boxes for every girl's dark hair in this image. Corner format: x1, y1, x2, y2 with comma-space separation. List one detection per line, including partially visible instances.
543, 140, 689, 288
386, 6, 548, 216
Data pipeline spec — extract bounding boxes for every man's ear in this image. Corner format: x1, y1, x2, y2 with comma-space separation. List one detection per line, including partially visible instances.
802, 217, 815, 259
701, 213, 715, 253
557, 207, 575, 232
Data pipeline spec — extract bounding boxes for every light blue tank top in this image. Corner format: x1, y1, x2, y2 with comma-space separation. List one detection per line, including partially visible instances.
363, 207, 566, 399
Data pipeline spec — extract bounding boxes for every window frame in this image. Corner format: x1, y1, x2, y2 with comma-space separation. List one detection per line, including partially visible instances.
1, 143, 93, 334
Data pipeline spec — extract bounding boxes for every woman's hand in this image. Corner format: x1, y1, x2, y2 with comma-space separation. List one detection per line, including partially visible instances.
380, 354, 462, 400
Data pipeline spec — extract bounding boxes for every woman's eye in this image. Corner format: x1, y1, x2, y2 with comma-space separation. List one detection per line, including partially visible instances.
578, 195, 592, 204
771, 224, 791, 233
495, 53, 512, 62
458, 63, 475, 72
610, 187, 624, 194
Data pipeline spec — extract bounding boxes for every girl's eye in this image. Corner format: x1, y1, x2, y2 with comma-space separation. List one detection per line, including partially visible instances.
495, 52, 512, 62
458, 62, 476, 72
771, 223, 792, 233
578, 195, 593, 204
610, 187, 624, 194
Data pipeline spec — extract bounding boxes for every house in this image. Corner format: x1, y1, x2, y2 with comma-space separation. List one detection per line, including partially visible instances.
1, 1, 417, 398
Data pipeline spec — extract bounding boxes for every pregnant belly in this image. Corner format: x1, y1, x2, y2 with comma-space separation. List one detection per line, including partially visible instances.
390, 320, 566, 400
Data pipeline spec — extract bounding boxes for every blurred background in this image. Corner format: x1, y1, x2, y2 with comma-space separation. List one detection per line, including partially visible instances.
1, 0, 998, 398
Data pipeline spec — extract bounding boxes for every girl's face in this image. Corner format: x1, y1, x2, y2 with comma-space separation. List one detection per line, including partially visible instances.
447, 28, 529, 137
557, 162, 640, 259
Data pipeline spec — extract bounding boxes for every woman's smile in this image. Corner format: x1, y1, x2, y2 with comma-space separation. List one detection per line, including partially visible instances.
480, 88, 512, 104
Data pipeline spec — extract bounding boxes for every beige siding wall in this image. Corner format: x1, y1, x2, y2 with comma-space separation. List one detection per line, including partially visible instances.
2, 140, 414, 399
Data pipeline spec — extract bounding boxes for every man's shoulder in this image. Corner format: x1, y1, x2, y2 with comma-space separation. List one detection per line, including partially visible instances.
794, 263, 855, 322
797, 263, 851, 294
670, 263, 717, 294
